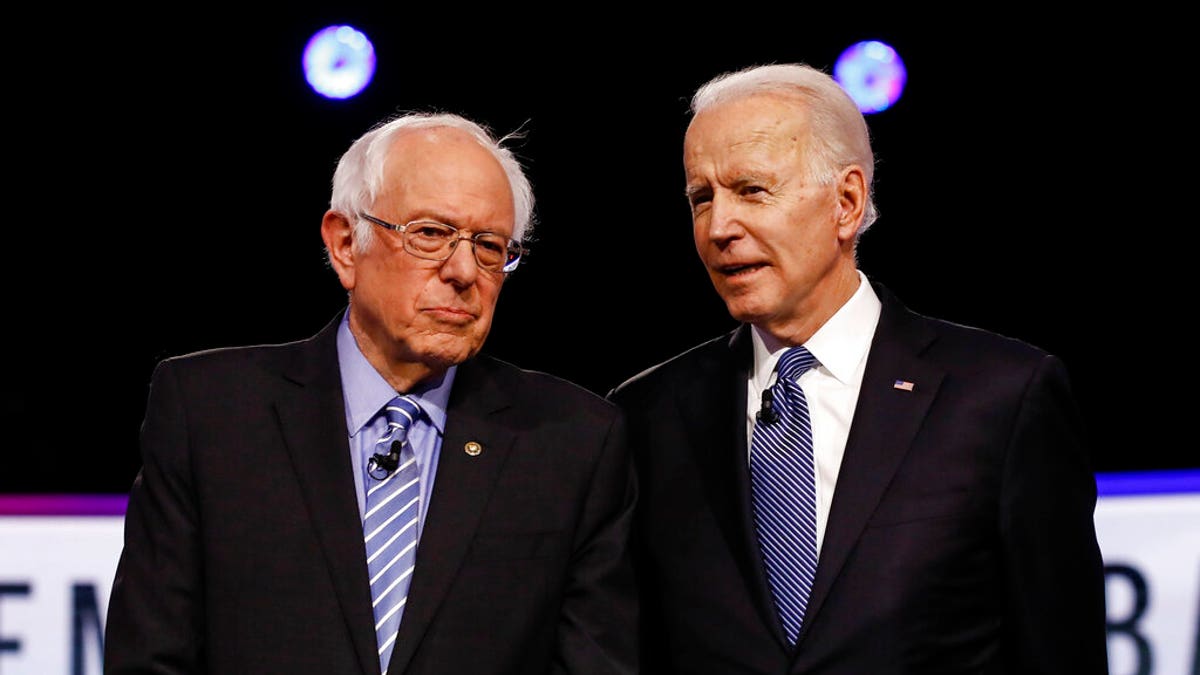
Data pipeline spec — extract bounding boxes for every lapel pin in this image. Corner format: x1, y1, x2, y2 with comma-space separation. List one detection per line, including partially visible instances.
893, 379, 915, 392
464, 441, 482, 456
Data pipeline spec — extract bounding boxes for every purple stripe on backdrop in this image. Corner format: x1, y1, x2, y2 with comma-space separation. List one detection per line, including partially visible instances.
1094, 469, 1200, 497
0, 494, 128, 516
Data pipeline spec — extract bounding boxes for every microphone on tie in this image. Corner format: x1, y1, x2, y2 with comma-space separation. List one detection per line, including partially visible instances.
368, 440, 403, 478
757, 386, 779, 425
363, 393, 423, 672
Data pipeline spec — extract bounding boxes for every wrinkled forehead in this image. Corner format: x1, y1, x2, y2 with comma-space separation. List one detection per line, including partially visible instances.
684, 94, 811, 175
379, 129, 515, 229
384, 128, 506, 182
686, 94, 809, 152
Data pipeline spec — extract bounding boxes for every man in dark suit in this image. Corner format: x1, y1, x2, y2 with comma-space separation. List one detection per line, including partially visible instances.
608, 63, 1108, 673
105, 112, 637, 674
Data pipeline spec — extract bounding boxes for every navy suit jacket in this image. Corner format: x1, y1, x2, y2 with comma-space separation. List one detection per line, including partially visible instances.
608, 281, 1107, 674
106, 311, 637, 674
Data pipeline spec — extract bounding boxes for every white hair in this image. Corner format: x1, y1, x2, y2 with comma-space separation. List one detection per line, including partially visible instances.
691, 63, 878, 233
328, 111, 535, 253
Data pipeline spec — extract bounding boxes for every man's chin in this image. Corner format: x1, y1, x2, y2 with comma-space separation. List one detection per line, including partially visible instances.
721, 298, 770, 325
413, 333, 486, 369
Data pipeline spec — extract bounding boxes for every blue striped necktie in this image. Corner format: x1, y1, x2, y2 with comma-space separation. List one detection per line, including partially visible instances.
363, 394, 422, 673
749, 346, 819, 646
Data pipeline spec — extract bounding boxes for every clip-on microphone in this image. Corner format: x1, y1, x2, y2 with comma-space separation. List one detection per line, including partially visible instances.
756, 386, 779, 425
367, 440, 403, 480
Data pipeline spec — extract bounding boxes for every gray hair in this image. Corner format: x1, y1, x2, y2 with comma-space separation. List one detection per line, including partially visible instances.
328, 111, 535, 253
691, 63, 878, 233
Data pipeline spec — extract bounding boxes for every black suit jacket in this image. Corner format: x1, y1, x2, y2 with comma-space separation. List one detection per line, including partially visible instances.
105, 311, 637, 674
608, 282, 1107, 674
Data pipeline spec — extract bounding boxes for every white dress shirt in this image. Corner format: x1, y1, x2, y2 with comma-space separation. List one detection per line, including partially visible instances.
746, 271, 882, 555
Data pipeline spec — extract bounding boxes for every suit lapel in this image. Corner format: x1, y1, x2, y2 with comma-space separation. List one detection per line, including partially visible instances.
796, 284, 943, 646
386, 357, 515, 674
677, 326, 786, 643
275, 311, 379, 675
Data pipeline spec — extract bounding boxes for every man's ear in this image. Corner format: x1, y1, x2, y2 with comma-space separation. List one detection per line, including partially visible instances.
321, 210, 357, 291
835, 165, 867, 243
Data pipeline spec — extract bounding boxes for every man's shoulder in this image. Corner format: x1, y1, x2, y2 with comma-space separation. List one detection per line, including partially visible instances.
907, 309, 1056, 371
471, 353, 616, 415
147, 332, 329, 401
877, 281, 1055, 367
153, 311, 340, 380
156, 337, 308, 375
608, 330, 738, 402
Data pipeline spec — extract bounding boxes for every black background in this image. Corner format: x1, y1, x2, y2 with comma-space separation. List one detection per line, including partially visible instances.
8, 11, 1190, 493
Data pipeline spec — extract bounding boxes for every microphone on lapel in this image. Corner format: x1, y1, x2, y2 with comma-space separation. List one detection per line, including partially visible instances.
757, 386, 779, 425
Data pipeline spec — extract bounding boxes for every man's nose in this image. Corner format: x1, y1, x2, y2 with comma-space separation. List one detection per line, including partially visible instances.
438, 237, 479, 285
705, 194, 745, 244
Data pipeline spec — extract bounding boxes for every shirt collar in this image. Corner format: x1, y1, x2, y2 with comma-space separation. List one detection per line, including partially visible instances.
750, 270, 882, 388
336, 310, 454, 437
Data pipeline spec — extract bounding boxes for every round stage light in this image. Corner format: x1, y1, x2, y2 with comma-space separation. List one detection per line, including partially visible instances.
302, 25, 376, 100
834, 40, 907, 114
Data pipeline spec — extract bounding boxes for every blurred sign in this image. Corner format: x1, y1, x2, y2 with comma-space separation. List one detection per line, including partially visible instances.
1096, 471, 1200, 675
1, 474, 1198, 675
0, 501, 122, 675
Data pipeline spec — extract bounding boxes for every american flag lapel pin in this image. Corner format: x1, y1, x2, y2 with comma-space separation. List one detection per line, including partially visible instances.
893, 379, 915, 392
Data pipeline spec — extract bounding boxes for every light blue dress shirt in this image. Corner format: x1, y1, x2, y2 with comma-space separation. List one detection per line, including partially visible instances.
335, 312, 453, 540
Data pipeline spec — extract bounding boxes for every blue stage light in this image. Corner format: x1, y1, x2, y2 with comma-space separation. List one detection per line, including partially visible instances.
834, 40, 907, 114
302, 25, 376, 100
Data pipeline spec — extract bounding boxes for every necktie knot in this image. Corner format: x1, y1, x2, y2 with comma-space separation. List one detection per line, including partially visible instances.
776, 346, 817, 383
382, 395, 422, 443
368, 395, 422, 480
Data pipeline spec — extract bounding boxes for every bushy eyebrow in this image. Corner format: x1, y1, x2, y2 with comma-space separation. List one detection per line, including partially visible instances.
685, 184, 710, 203
685, 172, 773, 202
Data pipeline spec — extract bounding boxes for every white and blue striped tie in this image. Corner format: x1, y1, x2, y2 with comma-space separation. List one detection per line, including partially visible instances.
363, 394, 422, 672
749, 346, 819, 647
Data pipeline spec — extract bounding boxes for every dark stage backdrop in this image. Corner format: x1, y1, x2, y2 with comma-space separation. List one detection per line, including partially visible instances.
8, 12, 1188, 493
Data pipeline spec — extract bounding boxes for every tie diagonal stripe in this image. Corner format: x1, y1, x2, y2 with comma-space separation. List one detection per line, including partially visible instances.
750, 346, 819, 646
363, 394, 422, 672
364, 478, 420, 523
